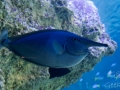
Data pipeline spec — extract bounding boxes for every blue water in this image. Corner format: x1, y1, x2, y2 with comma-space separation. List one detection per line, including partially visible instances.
63, 0, 120, 90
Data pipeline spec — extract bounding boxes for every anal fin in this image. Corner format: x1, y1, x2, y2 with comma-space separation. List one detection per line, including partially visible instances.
49, 68, 71, 78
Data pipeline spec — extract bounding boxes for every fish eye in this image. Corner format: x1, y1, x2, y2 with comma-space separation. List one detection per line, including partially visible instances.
73, 38, 77, 41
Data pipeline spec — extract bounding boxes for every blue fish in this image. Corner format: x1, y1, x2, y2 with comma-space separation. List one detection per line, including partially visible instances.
0, 29, 108, 78
0, 28, 108, 67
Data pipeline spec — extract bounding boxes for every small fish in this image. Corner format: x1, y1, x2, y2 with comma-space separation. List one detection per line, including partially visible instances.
116, 71, 120, 79
108, 74, 120, 80
92, 84, 100, 88
111, 63, 116, 67
116, 74, 120, 80
80, 78, 83, 82
96, 72, 100, 76
108, 74, 115, 78
0, 29, 108, 78
86, 82, 88, 89
107, 70, 117, 79
107, 70, 112, 77
95, 76, 104, 81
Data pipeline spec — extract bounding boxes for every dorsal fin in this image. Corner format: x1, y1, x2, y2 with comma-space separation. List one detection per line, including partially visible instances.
8, 29, 68, 42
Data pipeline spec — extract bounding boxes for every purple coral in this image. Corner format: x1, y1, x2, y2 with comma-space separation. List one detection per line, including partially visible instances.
69, 0, 97, 14
67, 0, 97, 15
67, 0, 100, 32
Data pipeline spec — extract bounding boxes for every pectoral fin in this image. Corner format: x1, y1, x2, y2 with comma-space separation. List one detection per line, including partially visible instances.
52, 40, 64, 55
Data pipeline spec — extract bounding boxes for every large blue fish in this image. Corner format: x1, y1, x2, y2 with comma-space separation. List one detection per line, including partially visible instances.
0, 29, 108, 78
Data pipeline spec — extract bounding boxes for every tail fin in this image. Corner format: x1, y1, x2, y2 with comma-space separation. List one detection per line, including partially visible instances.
0, 28, 8, 49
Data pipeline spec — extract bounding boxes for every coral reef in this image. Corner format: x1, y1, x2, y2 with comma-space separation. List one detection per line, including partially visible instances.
0, 69, 5, 90
0, 0, 117, 90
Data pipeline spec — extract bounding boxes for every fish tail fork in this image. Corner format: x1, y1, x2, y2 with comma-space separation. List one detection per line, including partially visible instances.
0, 28, 8, 49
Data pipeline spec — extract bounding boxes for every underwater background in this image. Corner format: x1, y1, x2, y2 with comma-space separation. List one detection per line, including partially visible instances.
0, 0, 118, 90
63, 0, 120, 90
